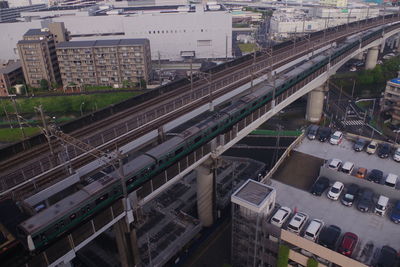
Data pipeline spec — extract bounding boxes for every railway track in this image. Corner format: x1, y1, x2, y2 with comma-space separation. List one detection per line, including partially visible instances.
1, 17, 397, 200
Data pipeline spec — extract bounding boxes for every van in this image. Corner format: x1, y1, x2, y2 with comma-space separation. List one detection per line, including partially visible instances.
287, 212, 309, 234
385, 173, 398, 188
304, 219, 324, 242
307, 125, 319, 140
375, 195, 389, 216
341, 162, 354, 175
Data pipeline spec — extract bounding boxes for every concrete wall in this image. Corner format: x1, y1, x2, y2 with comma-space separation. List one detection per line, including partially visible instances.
319, 165, 400, 200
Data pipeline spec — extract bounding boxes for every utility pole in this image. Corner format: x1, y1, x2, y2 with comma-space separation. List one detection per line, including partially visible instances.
35, 105, 54, 156
10, 95, 26, 139
351, 79, 356, 99
190, 57, 193, 99
158, 51, 161, 85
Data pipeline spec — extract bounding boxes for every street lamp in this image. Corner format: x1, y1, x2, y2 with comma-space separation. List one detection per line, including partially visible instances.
80, 102, 85, 116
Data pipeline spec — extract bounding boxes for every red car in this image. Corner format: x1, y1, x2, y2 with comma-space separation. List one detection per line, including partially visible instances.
337, 232, 358, 257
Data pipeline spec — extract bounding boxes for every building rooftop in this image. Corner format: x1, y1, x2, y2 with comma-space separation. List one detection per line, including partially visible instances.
0, 60, 21, 74
24, 28, 51, 37
231, 179, 275, 212
56, 38, 148, 48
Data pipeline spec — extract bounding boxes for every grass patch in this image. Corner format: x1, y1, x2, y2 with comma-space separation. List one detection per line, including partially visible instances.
0, 92, 141, 117
238, 43, 257, 53
307, 258, 318, 267
277, 245, 290, 267
0, 127, 40, 142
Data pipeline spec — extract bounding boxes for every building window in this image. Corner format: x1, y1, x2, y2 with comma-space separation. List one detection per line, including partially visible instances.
197, 40, 212, 47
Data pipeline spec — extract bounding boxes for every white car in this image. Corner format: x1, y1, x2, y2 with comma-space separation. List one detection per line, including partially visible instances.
304, 219, 324, 242
270, 207, 292, 228
287, 212, 309, 234
330, 131, 343, 145
328, 159, 342, 170
393, 147, 400, 162
327, 181, 344, 201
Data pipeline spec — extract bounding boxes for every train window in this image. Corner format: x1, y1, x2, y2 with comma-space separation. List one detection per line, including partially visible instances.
95, 193, 109, 205
175, 147, 183, 156
86, 205, 91, 212
240, 109, 246, 114
70, 213, 76, 220
212, 126, 218, 132
81, 207, 86, 214
194, 136, 201, 143
126, 176, 136, 186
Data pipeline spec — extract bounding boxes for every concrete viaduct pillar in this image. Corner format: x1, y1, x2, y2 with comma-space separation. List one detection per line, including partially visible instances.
306, 84, 328, 123
196, 160, 215, 227
354, 52, 364, 61
365, 46, 380, 70
114, 218, 141, 267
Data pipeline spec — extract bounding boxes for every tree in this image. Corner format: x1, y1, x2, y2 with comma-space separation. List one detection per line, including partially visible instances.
40, 79, 49, 91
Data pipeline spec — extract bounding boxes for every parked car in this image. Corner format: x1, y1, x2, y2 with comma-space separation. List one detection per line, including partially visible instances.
374, 195, 389, 216
378, 143, 391, 158
366, 141, 378, 154
341, 161, 354, 175
330, 131, 343, 145
355, 167, 367, 179
310, 177, 330, 196
357, 189, 374, 212
367, 169, 383, 183
337, 232, 358, 257
353, 138, 367, 152
318, 225, 341, 250
270, 207, 292, 228
384, 173, 398, 188
374, 245, 398, 267
393, 147, 400, 162
287, 212, 309, 234
327, 181, 344, 201
328, 159, 342, 170
304, 219, 324, 242
341, 184, 360, 207
307, 125, 319, 140
390, 200, 400, 224
318, 127, 331, 142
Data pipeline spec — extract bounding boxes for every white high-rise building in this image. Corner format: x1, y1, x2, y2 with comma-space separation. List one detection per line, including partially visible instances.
0, 3, 232, 61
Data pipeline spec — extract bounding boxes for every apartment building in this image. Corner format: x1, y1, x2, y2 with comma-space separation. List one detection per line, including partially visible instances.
0, 60, 23, 96
56, 39, 151, 89
17, 22, 68, 88
381, 78, 400, 124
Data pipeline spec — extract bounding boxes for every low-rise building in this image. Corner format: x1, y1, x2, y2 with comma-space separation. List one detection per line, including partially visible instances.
381, 78, 400, 124
0, 60, 23, 96
56, 39, 151, 89
17, 22, 68, 88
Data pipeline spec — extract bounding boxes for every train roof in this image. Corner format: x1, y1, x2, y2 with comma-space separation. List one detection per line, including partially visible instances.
146, 135, 185, 159
20, 176, 119, 234
20, 190, 89, 234
123, 154, 154, 176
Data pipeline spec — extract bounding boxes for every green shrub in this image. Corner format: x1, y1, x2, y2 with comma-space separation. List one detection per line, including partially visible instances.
307, 258, 318, 267
277, 244, 290, 267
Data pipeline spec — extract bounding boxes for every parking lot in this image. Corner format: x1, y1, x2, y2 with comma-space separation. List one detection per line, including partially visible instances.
295, 138, 400, 176
271, 180, 400, 264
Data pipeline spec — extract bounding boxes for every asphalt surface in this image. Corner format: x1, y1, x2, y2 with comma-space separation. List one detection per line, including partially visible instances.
271, 179, 400, 265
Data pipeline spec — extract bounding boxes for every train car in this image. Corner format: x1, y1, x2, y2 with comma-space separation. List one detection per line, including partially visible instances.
18, 176, 122, 251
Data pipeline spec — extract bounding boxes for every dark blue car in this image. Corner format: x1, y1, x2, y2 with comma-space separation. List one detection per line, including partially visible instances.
390, 200, 400, 224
